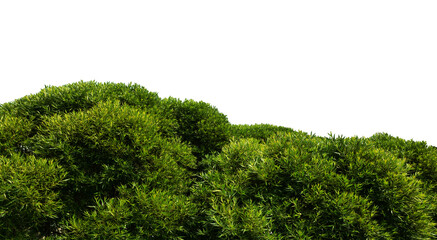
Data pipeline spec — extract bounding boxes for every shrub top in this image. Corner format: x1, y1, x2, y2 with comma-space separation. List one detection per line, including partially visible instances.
0, 81, 435, 239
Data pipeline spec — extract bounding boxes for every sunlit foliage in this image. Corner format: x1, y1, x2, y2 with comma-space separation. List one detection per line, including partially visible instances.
0, 81, 435, 239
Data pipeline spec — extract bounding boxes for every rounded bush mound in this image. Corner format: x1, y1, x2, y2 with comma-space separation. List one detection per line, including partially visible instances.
369, 133, 437, 190
0, 81, 436, 239
31, 100, 196, 213
0, 80, 161, 122
160, 97, 231, 161
193, 132, 436, 239
0, 80, 231, 162
369, 133, 437, 223
321, 134, 436, 239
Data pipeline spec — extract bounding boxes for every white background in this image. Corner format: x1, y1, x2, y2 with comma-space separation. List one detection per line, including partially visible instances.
1, 1, 436, 146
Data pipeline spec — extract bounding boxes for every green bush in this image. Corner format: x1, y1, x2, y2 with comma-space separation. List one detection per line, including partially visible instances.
0, 115, 34, 156
30, 100, 196, 213
61, 184, 198, 240
160, 97, 231, 161
61, 197, 133, 240
320, 134, 436, 239
369, 133, 437, 189
0, 81, 435, 239
369, 133, 437, 223
193, 132, 436, 239
230, 124, 294, 142
121, 184, 198, 239
0, 81, 229, 161
0, 81, 161, 122
0, 154, 67, 238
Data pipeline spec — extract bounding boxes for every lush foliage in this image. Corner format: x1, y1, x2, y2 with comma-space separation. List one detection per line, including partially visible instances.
159, 97, 230, 161
230, 124, 294, 142
30, 100, 196, 213
0, 81, 436, 239
0, 154, 67, 239
194, 133, 436, 239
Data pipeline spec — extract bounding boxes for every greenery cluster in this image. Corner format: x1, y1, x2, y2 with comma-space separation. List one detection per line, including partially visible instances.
0, 81, 436, 239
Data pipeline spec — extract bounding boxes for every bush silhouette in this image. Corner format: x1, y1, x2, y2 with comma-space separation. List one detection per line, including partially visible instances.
0, 81, 435, 239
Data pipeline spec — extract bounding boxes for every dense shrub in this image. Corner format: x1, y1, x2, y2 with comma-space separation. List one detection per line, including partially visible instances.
321, 134, 436, 239
369, 133, 437, 223
230, 124, 294, 142
0, 81, 230, 161
0, 81, 161, 122
60, 184, 198, 240
193, 132, 436, 239
0, 81, 435, 239
28, 100, 196, 213
369, 133, 437, 189
0, 115, 34, 156
60, 197, 133, 240
160, 97, 231, 161
0, 154, 67, 238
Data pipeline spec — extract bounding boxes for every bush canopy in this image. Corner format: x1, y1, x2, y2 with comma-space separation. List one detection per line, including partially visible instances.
0, 81, 435, 239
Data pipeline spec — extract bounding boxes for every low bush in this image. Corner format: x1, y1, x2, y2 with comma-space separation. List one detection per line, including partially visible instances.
160, 97, 231, 161
0, 81, 435, 239
230, 123, 294, 142
29, 100, 196, 213
193, 132, 436, 239
369, 133, 437, 190
0, 81, 161, 122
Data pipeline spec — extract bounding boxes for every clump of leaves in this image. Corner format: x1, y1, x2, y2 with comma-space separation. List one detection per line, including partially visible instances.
230, 123, 294, 142
1, 81, 435, 239
160, 97, 231, 161
60, 184, 198, 240
30, 100, 196, 213
193, 132, 436, 239
0, 154, 67, 238
0, 115, 34, 156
